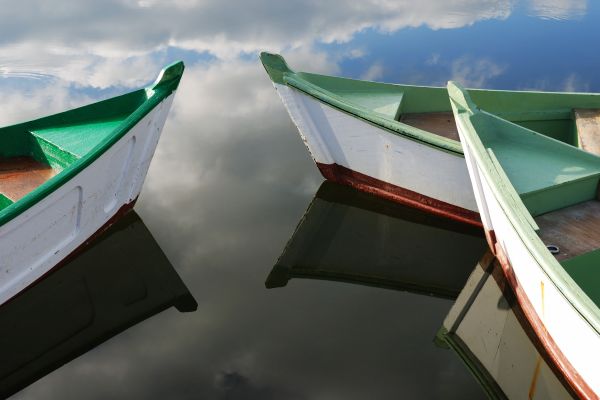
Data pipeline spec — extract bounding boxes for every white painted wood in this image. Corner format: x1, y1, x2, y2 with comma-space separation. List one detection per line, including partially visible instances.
455, 114, 600, 397
0, 93, 175, 307
274, 83, 478, 212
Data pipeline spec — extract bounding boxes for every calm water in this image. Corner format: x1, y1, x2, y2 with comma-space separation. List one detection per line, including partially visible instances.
1, 1, 598, 398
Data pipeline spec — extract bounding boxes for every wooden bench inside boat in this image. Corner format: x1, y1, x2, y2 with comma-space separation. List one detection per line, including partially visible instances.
0, 157, 56, 206
536, 200, 600, 262
468, 108, 600, 216
400, 112, 459, 141
535, 192, 600, 307
574, 109, 600, 157
0, 118, 126, 211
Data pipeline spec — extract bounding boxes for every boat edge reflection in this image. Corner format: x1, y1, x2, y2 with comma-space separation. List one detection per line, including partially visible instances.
1, 210, 197, 399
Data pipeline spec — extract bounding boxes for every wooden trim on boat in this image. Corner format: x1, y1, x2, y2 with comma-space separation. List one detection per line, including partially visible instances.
488, 247, 597, 400
316, 162, 483, 228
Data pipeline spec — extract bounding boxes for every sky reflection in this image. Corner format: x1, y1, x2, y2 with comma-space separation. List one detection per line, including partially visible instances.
1, 0, 595, 398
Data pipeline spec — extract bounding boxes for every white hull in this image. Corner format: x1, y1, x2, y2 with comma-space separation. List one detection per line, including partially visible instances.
456, 115, 600, 397
274, 83, 478, 220
0, 93, 175, 307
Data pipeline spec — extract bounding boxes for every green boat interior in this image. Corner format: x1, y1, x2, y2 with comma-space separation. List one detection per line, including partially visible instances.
291, 70, 600, 147
0, 89, 148, 209
449, 83, 600, 308
258, 49, 600, 150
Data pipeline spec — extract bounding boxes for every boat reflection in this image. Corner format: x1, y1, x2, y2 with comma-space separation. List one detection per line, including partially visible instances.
268, 181, 572, 398
267, 181, 487, 298
439, 252, 572, 399
0, 211, 197, 399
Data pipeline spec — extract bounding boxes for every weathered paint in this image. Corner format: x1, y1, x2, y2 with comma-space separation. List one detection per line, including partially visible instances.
317, 162, 481, 227
274, 82, 480, 220
0, 61, 183, 227
495, 246, 593, 399
261, 52, 600, 152
528, 357, 543, 399
0, 62, 182, 307
260, 53, 600, 224
0, 157, 56, 201
449, 81, 600, 399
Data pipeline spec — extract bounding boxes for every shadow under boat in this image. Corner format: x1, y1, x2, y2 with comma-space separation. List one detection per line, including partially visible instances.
0, 210, 197, 399
266, 181, 488, 299
438, 252, 573, 399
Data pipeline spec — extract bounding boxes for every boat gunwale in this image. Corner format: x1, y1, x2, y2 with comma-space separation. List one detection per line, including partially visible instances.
0, 61, 184, 227
261, 52, 600, 159
281, 74, 465, 156
448, 81, 600, 397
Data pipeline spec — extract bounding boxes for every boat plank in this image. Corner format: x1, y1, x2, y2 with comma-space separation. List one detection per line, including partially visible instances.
0, 157, 56, 201
400, 112, 460, 141
574, 109, 600, 156
535, 200, 600, 261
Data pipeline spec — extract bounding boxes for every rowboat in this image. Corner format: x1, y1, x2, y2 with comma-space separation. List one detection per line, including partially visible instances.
0, 211, 196, 398
0, 61, 184, 307
261, 52, 600, 227
439, 251, 571, 399
267, 181, 486, 298
448, 81, 600, 399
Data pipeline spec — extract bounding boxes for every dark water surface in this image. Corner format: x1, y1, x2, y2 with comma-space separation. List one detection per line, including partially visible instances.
2, 1, 599, 398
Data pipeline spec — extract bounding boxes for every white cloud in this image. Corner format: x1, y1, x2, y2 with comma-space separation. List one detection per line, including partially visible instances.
361, 63, 384, 81
0, 82, 95, 126
426, 53, 441, 66
139, 47, 334, 247
0, 0, 516, 88
528, 0, 586, 20
562, 73, 589, 92
450, 56, 506, 88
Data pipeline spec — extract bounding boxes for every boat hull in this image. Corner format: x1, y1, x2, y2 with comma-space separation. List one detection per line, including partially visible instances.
462, 153, 600, 399
274, 83, 481, 227
450, 89, 600, 398
0, 93, 175, 307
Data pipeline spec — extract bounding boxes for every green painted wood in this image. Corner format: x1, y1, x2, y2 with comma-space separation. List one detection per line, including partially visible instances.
31, 119, 124, 159
521, 176, 600, 216
29, 133, 79, 170
562, 248, 600, 308
0, 61, 184, 227
455, 94, 600, 215
486, 148, 539, 231
0, 194, 13, 211
260, 52, 600, 154
448, 80, 600, 338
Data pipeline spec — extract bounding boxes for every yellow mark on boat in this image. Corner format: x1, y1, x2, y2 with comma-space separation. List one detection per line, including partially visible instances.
540, 281, 545, 319
528, 356, 542, 399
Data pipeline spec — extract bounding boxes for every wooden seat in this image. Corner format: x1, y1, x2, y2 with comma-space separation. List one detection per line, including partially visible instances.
400, 112, 459, 141
0, 157, 56, 201
536, 200, 600, 262
574, 109, 600, 156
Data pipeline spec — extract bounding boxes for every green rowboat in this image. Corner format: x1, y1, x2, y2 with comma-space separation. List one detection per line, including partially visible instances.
448, 81, 600, 399
0, 61, 184, 307
261, 52, 600, 227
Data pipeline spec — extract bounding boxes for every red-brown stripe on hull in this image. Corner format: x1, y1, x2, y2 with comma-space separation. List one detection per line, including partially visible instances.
316, 162, 483, 228
1, 197, 139, 309
485, 249, 597, 400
